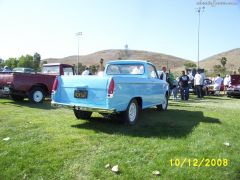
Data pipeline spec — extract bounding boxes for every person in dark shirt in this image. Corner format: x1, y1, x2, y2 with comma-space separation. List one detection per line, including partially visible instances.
178, 71, 190, 100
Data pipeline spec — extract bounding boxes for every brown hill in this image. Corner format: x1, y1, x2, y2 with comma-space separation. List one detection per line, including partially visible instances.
42, 48, 240, 73
43, 49, 188, 71
199, 48, 240, 73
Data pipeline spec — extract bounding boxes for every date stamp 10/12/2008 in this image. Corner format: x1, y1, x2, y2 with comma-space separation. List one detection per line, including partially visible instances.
170, 158, 229, 167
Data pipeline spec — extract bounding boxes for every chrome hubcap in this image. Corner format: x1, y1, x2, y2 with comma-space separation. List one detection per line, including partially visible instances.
33, 91, 43, 102
129, 103, 137, 122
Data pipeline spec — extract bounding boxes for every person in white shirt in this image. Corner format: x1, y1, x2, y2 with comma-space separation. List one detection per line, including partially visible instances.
82, 67, 90, 75
159, 66, 167, 81
214, 74, 223, 95
223, 74, 230, 94
194, 71, 204, 98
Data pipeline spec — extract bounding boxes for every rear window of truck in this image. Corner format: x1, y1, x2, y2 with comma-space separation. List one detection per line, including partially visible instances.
42, 66, 59, 74
106, 64, 144, 75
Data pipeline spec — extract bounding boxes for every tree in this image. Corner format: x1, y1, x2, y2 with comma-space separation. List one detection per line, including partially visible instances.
0, 58, 4, 68
124, 44, 129, 58
41, 60, 48, 65
238, 67, 240, 74
18, 55, 34, 68
33, 52, 41, 70
4, 58, 18, 68
99, 58, 104, 71
220, 57, 227, 68
89, 64, 99, 74
76, 63, 86, 74
213, 64, 225, 75
118, 45, 130, 60
184, 61, 197, 69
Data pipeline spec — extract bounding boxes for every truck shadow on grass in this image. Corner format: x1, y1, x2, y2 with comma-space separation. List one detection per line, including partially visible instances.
0, 99, 55, 110
71, 108, 221, 138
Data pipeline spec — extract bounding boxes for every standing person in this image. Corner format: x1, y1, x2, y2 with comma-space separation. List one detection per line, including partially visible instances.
194, 71, 204, 99
82, 67, 90, 75
223, 74, 230, 94
214, 74, 223, 95
159, 66, 167, 81
172, 78, 179, 100
167, 70, 175, 94
178, 71, 190, 101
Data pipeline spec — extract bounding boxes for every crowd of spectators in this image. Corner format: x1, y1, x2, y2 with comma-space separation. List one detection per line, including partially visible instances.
158, 68, 235, 101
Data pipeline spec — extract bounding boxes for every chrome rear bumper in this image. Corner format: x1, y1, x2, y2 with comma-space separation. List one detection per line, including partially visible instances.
51, 101, 116, 113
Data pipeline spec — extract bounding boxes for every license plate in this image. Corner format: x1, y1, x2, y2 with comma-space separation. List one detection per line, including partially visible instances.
3, 86, 10, 92
74, 89, 88, 98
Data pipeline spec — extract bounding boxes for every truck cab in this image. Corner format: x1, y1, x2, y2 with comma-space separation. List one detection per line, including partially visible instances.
42, 63, 75, 75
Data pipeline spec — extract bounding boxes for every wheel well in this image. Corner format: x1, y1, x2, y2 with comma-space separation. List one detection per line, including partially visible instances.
29, 84, 48, 95
134, 97, 142, 110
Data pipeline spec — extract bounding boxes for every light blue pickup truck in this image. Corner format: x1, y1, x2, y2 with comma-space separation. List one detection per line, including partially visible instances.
51, 60, 169, 124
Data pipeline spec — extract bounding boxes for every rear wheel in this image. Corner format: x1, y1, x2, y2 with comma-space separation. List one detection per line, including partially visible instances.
11, 94, 24, 101
157, 94, 168, 111
122, 99, 139, 125
29, 87, 45, 103
74, 109, 92, 120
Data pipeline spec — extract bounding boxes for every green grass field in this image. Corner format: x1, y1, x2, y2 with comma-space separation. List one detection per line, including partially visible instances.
0, 96, 240, 179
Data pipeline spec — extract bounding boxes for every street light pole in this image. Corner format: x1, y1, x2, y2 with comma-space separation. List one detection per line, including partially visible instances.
76, 32, 82, 75
196, 6, 205, 69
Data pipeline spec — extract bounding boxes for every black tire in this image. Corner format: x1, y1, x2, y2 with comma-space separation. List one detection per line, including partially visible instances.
28, 87, 45, 103
122, 99, 139, 125
157, 94, 168, 111
10, 94, 24, 101
74, 109, 92, 120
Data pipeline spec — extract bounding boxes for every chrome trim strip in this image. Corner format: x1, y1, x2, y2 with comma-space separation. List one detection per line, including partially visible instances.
51, 102, 116, 113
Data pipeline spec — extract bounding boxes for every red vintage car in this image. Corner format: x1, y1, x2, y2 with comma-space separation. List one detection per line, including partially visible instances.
227, 75, 240, 97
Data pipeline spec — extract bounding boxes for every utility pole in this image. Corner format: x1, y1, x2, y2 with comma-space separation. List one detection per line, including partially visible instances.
76, 32, 82, 75
196, 6, 205, 69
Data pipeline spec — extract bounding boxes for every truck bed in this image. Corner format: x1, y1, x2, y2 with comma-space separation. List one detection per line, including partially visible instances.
0, 72, 56, 97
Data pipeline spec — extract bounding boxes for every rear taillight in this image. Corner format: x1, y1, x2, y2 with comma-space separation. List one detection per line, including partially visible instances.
108, 78, 115, 97
52, 78, 58, 92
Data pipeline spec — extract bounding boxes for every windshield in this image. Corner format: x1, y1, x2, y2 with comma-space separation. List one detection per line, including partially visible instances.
42, 66, 59, 74
106, 64, 144, 75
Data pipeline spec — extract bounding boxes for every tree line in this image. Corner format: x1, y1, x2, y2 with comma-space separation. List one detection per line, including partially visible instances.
213, 57, 240, 76
184, 57, 240, 76
0, 53, 41, 70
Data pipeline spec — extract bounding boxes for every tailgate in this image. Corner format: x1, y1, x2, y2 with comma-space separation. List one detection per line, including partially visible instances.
0, 73, 14, 88
52, 75, 111, 108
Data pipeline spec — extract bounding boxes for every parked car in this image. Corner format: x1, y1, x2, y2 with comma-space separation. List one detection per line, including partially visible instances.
227, 75, 240, 97
12, 67, 35, 73
0, 63, 74, 103
51, 60, 169, 124
204, 79, 224, 95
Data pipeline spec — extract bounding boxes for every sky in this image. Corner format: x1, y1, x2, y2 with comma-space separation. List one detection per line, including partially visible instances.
0, 0, 240, 61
